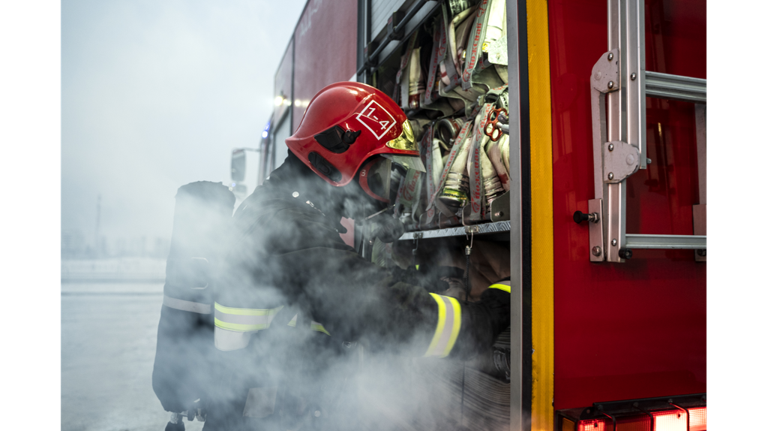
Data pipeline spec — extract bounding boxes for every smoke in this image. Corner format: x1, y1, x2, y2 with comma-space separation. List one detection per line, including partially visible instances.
149, 158, 511, 431
62, 2, 512, 428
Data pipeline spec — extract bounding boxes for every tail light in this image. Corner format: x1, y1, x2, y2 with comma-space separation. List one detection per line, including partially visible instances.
558, 397, 706, 431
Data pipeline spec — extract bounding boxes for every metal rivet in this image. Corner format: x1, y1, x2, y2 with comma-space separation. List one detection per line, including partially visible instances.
608, 81, 614, 89
608, 172, 614, 180
314, 410, 321, 418
631, 72, 637, 80
646, 158, 652, 165
592, 246, 602, 257
611, 239, 618, 247
608, 143, 614, 151
607, 53, 614, 61
292, 191, 299, 198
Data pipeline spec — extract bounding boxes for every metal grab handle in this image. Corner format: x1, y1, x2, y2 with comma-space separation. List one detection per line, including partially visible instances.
483, 107, 508, 142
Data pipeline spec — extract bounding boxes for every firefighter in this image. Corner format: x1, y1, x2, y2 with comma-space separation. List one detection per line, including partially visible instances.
201, 82, 510, 430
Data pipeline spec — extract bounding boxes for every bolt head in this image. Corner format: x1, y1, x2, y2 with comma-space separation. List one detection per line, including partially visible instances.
631, 73, 637, 80
608, 143, 614, 151
608, 81, 614, 89
646, 158, 652, 165
292, 191, 299, 198
607, 53, 614, 61
611, 239, 618, 247
608, 172, 614, 180
592, 246, 602, 256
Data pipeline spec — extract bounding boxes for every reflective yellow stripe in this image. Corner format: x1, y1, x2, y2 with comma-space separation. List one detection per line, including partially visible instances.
488, 283, 511, 293
214, 318, 270, 332
214, 302, 283, 316
445, 296, 461, 356
287, 314, 297, 327
425, 293, 447, 355
424, 293, 462, 358
311, 322, 330, 336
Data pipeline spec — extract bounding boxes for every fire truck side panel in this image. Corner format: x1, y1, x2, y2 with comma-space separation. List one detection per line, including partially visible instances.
292, 0, 358, 134
547, 0, 706, 410
274, 38, 294, 129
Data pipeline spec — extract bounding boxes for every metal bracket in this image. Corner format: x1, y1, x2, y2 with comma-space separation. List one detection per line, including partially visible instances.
591, 49, 620, 93
603, 141, 640, 183
588, 199, 605, 262
464, 225, 480, 234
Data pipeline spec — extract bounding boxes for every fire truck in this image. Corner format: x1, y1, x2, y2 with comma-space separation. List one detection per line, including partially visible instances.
233, 0, 707, 429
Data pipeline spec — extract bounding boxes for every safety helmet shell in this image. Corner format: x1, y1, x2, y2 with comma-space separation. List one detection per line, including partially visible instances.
285, 81, 421, 187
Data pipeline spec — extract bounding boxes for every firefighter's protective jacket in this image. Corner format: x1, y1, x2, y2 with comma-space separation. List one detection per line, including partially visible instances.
204, 154, 502, 430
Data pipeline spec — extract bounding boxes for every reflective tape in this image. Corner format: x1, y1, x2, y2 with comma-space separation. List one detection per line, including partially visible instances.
163, 295, 211, 314
286, 314, 329, 335
311, 321, 330, 336
424, 293, 462, 358
214, 303, 283, 332
488, 280, 511, 293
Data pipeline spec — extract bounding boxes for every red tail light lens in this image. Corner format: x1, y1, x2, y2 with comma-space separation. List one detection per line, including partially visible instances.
578, 419, 607, 431
689, 407, 707, 431
562, 407, 706, 431
653, 410, 687, 431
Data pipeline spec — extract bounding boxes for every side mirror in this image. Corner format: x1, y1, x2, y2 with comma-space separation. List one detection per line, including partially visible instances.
231, 149, 246, 182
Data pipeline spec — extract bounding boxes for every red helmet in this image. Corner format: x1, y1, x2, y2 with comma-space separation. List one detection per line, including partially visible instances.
285, 82, 425, 197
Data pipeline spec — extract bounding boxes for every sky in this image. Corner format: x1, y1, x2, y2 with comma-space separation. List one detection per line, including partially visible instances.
62, 0, 306, 243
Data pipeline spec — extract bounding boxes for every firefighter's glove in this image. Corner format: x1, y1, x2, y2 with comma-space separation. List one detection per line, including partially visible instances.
450, 283, 511, 360
366, 215, 405, 244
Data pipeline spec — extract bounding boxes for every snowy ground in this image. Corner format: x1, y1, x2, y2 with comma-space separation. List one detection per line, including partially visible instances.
61, 282, 204, 431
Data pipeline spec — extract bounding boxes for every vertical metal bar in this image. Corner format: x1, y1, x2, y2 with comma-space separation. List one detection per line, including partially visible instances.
607, 0, 624, 144
695, 104, 706, 205
591, 88, 607, 201
605, 183, 626, 261
506, 1, 524, 429
605, 0, 628, 262
627, 0, 646, 169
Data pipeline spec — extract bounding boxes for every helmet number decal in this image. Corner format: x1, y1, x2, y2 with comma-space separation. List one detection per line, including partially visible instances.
356, 100, 396, 140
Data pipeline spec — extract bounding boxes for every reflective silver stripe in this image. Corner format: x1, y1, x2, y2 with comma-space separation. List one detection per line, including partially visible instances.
214, 327, 252, 351
214, 310, 278, 326
163, 295, 211, 314
424, 293, 462, 358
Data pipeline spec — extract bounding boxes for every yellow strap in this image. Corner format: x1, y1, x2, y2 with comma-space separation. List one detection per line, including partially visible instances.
488, 283, 511, 293
214, 302, 283, 316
